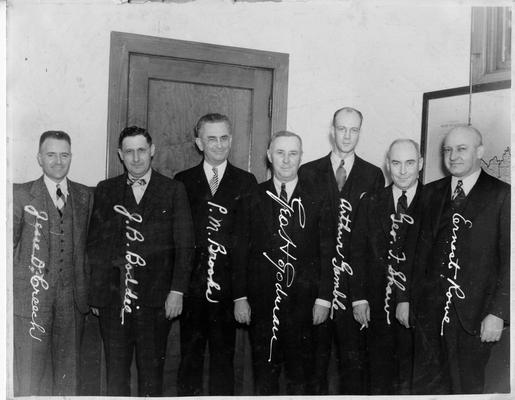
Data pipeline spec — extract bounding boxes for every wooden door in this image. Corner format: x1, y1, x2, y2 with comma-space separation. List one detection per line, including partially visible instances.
127, 53, 273, 180
80, 32, 288, 396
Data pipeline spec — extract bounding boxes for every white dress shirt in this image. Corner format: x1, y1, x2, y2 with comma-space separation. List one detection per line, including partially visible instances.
330, 151, 355, 177
392, 181, 419, 210
128, 168, 152, 205
203, 159, 228, 183
44, 175, 68, 207
272, 176, 298, 202
451, 169, 481, 197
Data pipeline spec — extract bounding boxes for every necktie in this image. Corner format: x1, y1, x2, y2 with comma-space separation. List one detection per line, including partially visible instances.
452, 179, 466, 208
127, 177, 146, 187
56, 184, 65, 217
209, 167, 219, 195
335, 159, 347, 191
397, 190, 408, 216
280, 183, 288, 203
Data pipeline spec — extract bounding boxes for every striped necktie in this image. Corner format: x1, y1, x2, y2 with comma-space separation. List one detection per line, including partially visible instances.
56, 184, 65, 217
209, 167, 219, 195
280, 183, 288, 203
452, 179, 466, 208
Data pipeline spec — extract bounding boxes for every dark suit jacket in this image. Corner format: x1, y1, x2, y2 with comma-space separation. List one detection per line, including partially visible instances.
299, 153, 385, 306
87, 169, 194, 308
13, 176, 93, 316
350, 183, 423, 321
232, 178, 334, 323
414, 170, 510, 335
174, 161, 257, 301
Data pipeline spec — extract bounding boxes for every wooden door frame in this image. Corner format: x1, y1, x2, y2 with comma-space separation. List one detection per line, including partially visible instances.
106, 31, 289, 178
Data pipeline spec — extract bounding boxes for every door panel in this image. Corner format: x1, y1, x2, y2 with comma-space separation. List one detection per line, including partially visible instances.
126, 53, 272, 180
86, 32, 289, 396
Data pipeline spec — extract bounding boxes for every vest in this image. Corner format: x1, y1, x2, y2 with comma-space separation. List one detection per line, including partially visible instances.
45, 188, 74, 287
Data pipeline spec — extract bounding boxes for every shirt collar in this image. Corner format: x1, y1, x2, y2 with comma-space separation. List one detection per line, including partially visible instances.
272, 176, 298, 201
392, 181, 418, 208
128, 168, 152, 186
330, 151, 355, 175
451, 169, 481, 197
203, 159, 228, 181
43, 174, 69, 197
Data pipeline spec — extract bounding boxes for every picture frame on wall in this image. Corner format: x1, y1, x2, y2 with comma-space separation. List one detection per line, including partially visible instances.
420, 80, 511, 185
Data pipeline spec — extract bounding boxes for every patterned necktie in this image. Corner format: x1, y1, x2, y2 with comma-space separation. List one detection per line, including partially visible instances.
127, 177, 146, 187
209, 167, 219, 195
56, 184, 65, 217
335, 159, 347, 191
397, 190, 408, 217
280, 183, 288, 203
452, 179, 466, 208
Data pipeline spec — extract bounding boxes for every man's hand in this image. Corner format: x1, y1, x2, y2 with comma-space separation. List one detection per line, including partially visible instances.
396, 302, 410, 328
234, 299, 251, 325
90, 307, 99, 317
312, 304, 330, 325
353, 302, 370, 328
480, 314, 504, 342
165, 292, 183, 320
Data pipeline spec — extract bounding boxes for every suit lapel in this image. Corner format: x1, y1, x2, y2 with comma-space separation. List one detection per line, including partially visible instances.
213, 162, 236, 201
462, 171, 490, 222
380, 186, 395, 235
319, 154, 339, 212
68, 180, 89, 250
258, 179, 277, 236
142, 170, 163, 222
29, 177, 51, 241
431, 177, 452, 239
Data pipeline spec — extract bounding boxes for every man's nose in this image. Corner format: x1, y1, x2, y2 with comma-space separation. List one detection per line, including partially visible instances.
134, 151, 140, 162
344, 130, 351, 140
283, 153, 290, 163
400, 164, 407, 175
56, 155, 63, 165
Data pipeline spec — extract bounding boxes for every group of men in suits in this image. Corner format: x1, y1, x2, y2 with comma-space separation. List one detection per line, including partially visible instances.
12, 108, 508, 396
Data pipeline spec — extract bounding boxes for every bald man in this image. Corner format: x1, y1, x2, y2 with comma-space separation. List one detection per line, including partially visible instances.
412, 125, 509, 394
351, 139, 424, 394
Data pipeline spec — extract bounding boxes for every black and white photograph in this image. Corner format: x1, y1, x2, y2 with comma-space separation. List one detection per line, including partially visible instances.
4, 0, 512, 398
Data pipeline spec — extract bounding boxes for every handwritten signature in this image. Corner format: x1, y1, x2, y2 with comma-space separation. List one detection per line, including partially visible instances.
205, 201, 228, 303
114, 205, 146, 325
384, 213, 413, 324
440, 213, 472, 336
24, 205, 50, 342
330, 198, 353, 318
264, 190, 305, 362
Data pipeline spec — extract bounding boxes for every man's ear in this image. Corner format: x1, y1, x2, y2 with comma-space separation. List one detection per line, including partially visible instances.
418, 157, 424, 172
37, 153, 43, 167
476, 145, 485, 160
195, 137, 203, 152
266, 149, 272, 164
150, 144, 156, 157
117, 148, 123, 161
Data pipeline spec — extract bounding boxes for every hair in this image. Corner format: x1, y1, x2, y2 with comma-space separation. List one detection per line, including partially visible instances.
332, 107, 363, 127
39, 130, 71, 149
118, 126, 152, 148
194, 113, 232, 138
268, 130, 303, 150
386, 138, 421, 160
445, 124, 483, 146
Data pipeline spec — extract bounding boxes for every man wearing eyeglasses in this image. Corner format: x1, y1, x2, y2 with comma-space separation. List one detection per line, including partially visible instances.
175, 113, 257, 396
299, 107, 384, 394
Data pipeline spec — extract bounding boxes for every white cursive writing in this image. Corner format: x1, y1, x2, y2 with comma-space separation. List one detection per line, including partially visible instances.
24, 205, 49, 341
384, 213, 413, 324
114, 205, 146, 325
204, 201, 228, 303
264, 190, 305, 361
440, 213, 472, 335
330, 198, 353, 318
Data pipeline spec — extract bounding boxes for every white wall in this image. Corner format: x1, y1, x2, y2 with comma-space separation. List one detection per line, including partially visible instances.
8, 0, 471, 186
